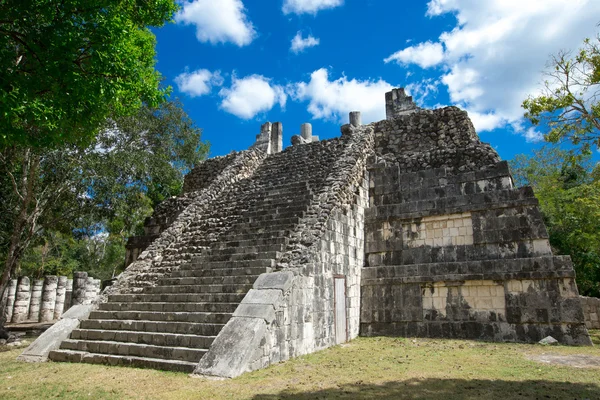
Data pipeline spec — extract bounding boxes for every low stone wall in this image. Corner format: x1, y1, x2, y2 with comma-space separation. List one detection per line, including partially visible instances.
3, 272, 100, 324
182, 152, 239, 193
580, 296, 600, 329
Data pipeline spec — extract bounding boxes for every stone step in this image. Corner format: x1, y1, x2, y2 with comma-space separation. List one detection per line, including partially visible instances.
89, 310, 232, 324
204, 244, 285, 256
60, 339, 206, 363
178, 258, 275, 271
158, 274, 259, 286
216, 237, 289, 249
171, 266, 270, 278
48, 350, 197, 373
246, 197, 313, 209
245, 215, 302, 224
108, 292, 246, 304
71, 329, 216, 349
74, 329, 214, 349
143, 283, 253, 295
222, 231, 288, 242
191, 250, 282, 263
99, 301, 239, 313
79, 319, 225, 336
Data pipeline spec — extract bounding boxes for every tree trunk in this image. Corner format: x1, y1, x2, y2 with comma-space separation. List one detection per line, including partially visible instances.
0, 149, 39, 327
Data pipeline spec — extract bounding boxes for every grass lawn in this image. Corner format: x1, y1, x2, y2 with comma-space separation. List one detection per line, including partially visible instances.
0, 331, 599, 399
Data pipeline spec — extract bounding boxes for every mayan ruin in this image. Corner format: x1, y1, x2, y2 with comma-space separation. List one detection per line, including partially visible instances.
10, 89, 588, 378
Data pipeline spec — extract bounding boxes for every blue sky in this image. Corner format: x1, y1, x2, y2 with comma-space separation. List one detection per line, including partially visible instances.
152, 0, 600, 161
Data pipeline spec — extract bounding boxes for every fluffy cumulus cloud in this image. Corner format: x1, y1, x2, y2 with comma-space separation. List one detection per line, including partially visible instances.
290, 32, 320, 54
175, 0, 256, 46
385, 0, 600, 135
283, 0, 343, 15
174, 69, 223, 97
291, 68, 395, 123
219, 75, 287, 119
384, 41, 445, 68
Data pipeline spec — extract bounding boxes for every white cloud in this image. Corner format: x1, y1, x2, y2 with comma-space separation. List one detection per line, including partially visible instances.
291, 68, 395, 123
387, 0, 600, 139
175, 0, 256, 47
524, 127, 544, 143
219, 75, 287, 119
384, 41, 445, 68
291, 32, 320, 54
175, 69, 223, 97
283, 0, 343, 15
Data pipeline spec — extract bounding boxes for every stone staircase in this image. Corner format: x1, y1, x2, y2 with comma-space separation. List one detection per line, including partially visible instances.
49, 139, 346, 372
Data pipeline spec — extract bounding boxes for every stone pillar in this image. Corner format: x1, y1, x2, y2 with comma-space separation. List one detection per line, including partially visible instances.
271, 122, 283, 154
40, 276, 58, 322
3, 279, 17, 323
64, 279, 73, 313
53, 276, 68, 320
253, 122, 272, 154
385, 88, 420, 119
11, 277, 31, 323
301, 123, 313, 142
349, 111, 362, 127
84, 277, 97, 305
71, 272, 88, 306
28, 279, 44, 322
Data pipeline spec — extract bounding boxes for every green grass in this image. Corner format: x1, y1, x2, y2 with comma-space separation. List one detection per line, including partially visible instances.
1, 332, 599, 399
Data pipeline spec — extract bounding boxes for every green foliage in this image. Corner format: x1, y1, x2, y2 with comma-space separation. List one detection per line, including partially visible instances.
19, 231, 126, 281
510, 147, 600, 296
522, 32, 600, 154
1, 99, 207, 279
0, 0, 178, 148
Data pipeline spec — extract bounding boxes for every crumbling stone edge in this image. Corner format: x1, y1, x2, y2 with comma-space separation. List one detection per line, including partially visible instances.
193, 271, 295, 379
16, 305, 92, 363
98, 148, 267, 306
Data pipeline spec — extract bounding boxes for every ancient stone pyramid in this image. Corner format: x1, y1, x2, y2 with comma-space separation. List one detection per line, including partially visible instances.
47, 89, 591, 378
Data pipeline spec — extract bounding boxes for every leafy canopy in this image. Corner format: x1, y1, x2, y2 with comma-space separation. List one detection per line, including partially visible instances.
1, 99, 207, 279
0, 0, 178, 148
522, 32, 600, 154
511, 147, 600, 297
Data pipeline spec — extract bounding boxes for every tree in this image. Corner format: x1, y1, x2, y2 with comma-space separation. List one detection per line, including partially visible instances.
522, 31, 600, 153
510, 148, 600, 297
0, 0, 178, 148
0, 100, 207, 321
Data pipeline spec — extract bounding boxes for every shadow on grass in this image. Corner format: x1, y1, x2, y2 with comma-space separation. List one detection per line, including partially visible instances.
253, 378, 600, 400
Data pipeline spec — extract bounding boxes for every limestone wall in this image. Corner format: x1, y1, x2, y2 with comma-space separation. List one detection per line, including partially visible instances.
3, 273, 99, 324
580, 296, 600, 329
361, 105, 590, 345
195, 124, 373, 378
251, 126, 372, 370
373, 107, 500, 173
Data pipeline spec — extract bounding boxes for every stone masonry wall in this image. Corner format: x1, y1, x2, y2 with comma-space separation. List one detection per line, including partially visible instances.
250, 186, 368, 371
580, 296, 600, 329
373, 107, 500, 173
250, 124, 373, 371
195, 124, 373, 378
361, 104, 590, 345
